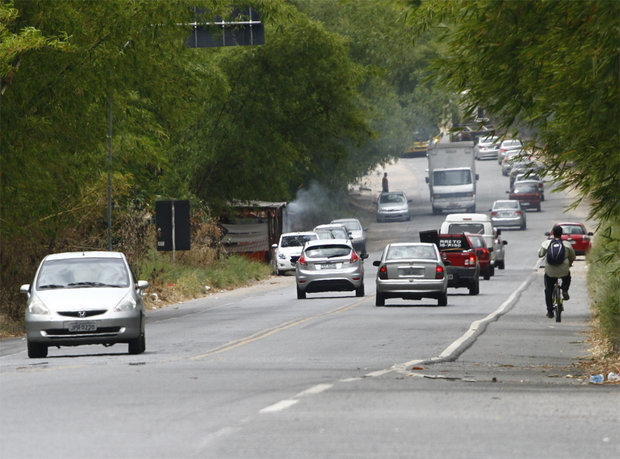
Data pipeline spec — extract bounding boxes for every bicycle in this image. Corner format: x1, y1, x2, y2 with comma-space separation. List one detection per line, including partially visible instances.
551, 278, 563, 323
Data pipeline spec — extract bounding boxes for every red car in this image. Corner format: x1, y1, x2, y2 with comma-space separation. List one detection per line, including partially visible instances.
508, 180, 541, 211
466, 233, 493, 280
546, 222, 594, 255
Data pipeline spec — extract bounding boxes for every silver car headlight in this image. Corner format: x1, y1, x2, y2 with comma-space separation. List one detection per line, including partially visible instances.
113, 294, 137, 312
28, 296, 51, 315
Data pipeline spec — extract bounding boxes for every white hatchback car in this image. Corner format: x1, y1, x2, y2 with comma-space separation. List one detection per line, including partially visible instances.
271, 231, 318, 275
20, 251, 149, 358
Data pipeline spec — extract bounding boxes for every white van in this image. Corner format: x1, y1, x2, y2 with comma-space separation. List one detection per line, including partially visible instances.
439, 213, 507, 270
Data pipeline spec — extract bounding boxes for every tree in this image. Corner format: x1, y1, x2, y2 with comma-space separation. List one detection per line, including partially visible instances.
406, 0, 620, 225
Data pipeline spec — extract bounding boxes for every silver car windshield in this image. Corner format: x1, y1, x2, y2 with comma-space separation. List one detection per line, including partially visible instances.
379, 193, 405, 204
387, 245, 436, 260
36, 258, 130, 289
305, 245, 351, 259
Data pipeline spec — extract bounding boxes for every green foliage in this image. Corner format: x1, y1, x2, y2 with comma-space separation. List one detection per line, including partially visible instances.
407, 0, 620, 224
587, 221, 620, 351
295, 0, 452, 165
188, 15, 372, 205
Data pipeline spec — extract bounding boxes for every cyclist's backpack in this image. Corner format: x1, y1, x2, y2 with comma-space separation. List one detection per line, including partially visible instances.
546, 239, 566, 265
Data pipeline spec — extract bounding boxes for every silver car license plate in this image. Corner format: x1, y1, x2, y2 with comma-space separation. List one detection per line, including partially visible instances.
400, 267, 424, 276
67, 321, 97, 332
319, 263, 338, 270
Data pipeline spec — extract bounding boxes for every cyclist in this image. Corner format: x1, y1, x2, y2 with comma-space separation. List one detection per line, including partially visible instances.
538, 225, 576, 318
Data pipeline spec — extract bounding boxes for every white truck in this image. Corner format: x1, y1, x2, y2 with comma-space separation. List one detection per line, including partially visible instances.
425, 141, 478, 215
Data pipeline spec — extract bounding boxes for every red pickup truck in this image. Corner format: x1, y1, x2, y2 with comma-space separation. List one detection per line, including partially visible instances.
420, 230, 480, 295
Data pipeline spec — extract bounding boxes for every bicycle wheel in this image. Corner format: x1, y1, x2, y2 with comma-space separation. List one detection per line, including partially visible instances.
553, 285, 562, 323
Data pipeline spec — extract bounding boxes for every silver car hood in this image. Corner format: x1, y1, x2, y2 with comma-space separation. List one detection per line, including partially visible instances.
34, 288, 130, 311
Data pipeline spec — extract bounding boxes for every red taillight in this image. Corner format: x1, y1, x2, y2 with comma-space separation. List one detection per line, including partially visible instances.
515, 211, 521, 215
350, 251, 359, 263
378, 265, 388, 279
435, 265, 444, 279
298, 253, 307, 267
491, 211, 498, 216
464, 252, 476, 266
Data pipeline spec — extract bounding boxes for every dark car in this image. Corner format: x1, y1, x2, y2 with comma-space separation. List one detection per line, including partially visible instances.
508, 181, 541, 211
466, 233, 493, 280
545, 222, 594, 256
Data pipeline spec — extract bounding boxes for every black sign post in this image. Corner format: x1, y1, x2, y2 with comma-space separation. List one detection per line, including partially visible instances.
156, 200, 191, 261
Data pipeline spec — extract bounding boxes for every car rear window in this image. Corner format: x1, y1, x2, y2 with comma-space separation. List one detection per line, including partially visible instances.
37, 258, 129, 289
494, 201, 518, 209
380, 193, 405, 204
387, 245, 436, 260
448, 223, 485, 234
341, 221, 360, 231
560, 225, 585, 235
514, 183, 538, 193
304, 245, 351, 259
467, 236, 485, 248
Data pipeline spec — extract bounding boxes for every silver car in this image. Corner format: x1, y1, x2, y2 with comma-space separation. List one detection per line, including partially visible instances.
490, 199, 527, 230
376, 191, 411, 222
475, 135, 499, 160
313, 223, 350, 241
497, 139, 523, 164
20, 251, 149, 358
373, 242, 448, 307
331, 218, 367, 255
295, 239, 367, 299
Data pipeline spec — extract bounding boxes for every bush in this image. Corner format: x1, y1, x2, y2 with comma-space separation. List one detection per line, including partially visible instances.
586, 220, 620, 353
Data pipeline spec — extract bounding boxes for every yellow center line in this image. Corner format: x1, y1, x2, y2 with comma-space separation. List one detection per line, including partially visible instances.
190, 297, 369, 361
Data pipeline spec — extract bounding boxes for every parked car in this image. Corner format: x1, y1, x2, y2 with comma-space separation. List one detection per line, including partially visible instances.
295, 239, 368, 299
376, 191, 411, 222
512, 171, 544, 201
272, 231, 319, 275
20, 251, 149, 358
373, 242, 448, 306
475, 135, 500, 160
490, 199, 527, 230
545, 222, 594, 255
313, 223, 351, 241
331, 218, 367, 255
497, 139, 523, 164
466, 233, 493, 280
508, 180, 542, 211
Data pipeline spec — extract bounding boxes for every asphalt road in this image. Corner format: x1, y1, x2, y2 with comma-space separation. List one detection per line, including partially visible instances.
1, 157, 618, 459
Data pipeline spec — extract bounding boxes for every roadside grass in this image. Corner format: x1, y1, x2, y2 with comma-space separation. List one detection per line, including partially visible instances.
136, 249, 273, 309
586, 221, 620, 351
583, 219, 620, 380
